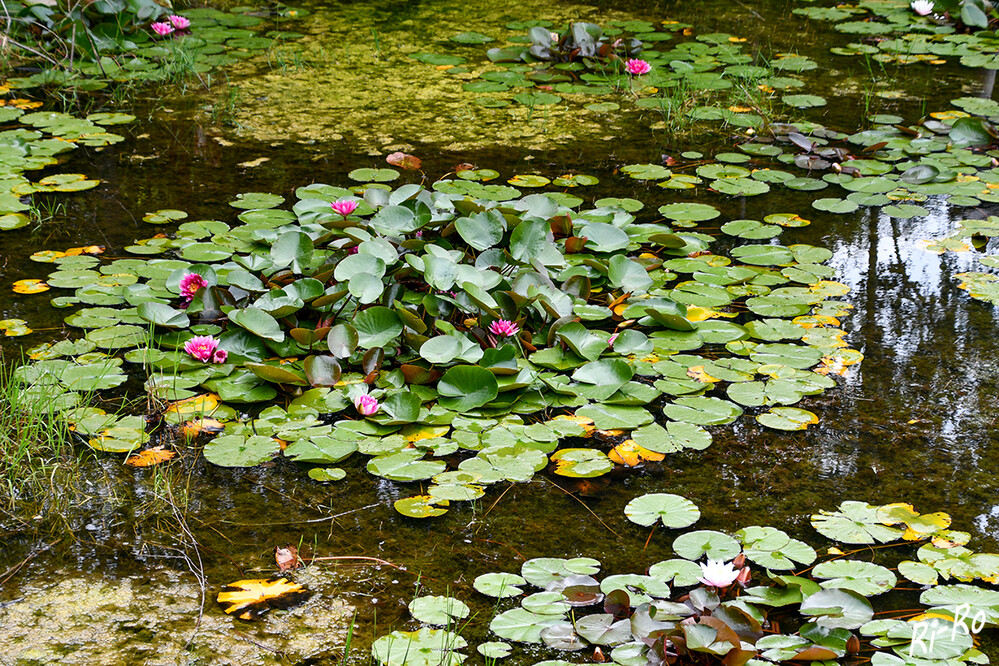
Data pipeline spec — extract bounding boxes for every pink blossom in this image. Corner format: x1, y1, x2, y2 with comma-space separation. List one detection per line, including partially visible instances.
697, 559, 740, 588
489, 320, 519, 337
212, 348, 228, 364
624, 59, 652, 76
179, 272, 207, 301
167, 14, 190, 29
607, 333, 618, 347
331, 200, 359, 217
151, 22, 175, 36
911, 0, 934, 15
355, 394, 379, 416
348, 246, 359, 255
184, 335, 220, 363
550, 32, 560, 42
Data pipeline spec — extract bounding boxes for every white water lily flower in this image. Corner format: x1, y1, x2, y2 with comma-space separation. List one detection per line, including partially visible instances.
911, 0, 934, 16
697, 559, 740, 588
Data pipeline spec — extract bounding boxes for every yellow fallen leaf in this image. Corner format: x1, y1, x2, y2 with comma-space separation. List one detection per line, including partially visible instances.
180, 418, 225, 438
125, 446, 176, 467
217, 578, 310, 620
687, 366, 720, 383
12, 279, 49, 294
64, 245, 105, 256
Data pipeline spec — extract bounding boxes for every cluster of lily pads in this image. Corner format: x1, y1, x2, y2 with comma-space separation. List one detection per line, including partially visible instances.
408, 19, 815, 120
372, 498, 995, 666
2, 4, 307, 90
11, 164, 864, 516
0, 98, 133, 233
796, 0, 999, 63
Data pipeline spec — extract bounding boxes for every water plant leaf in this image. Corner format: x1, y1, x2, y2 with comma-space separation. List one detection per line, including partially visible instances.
394, 495, 449, 518
203, 434, 281, 467
811, 502, 905, 544
756, 407, 818, 431
474, 572, 527, 598
551, 448, 614, 478
624, 493, 700, 528
575, 404, 652, 430
308, 467, 347, 482
409, 595, 471, 625
367, 450, 446, 482
662, 396, 743, 426
353, 307, 402, 348
490, 608, 564, 643
437, 365, 498, 411
799, 589, 873, 629
671, 530, 741, 561
811, 560, 897, 596
372, 628, 467, 666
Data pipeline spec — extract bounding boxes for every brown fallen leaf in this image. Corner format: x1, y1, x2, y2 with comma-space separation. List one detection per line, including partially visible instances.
275, 544, 300, 572
386, 151, 422, 170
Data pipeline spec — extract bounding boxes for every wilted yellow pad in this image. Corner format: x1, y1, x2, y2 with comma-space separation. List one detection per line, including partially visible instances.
0, 319, 32, 336
165, 393, 221, 417
918, 238, 970, 254
802, 329, 847, 350
809, 281, 850, 298
217, 578, 309, 620
552, 414, 595, 437
608, 440, 665, 466
400, 424, 450, 443
930, 110, 969, 120
686, 306, 736, 322
12, 279, 49, 294
687, 366, 720, 383
30, 250, 66, 263
815, 349, 864, 376
793, 315, 840, 329
878, 502, 952, 539
65, 245, 104, 256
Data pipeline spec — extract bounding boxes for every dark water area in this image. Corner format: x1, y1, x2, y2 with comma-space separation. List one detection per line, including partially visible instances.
1, 0, 999, 662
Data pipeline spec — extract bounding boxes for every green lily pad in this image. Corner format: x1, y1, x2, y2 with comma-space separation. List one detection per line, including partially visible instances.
624, 493, 700, 528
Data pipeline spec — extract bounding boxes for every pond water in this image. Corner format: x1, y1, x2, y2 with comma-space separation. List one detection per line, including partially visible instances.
2, 0, 999, 663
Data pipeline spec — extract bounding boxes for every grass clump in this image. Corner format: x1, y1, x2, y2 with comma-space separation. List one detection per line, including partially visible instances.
0, 358, 82, 529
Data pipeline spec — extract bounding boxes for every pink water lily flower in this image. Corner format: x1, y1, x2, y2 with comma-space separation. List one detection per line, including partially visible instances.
151, 21, 175, 36
331, 199, 359, 217
607, 333, 619, 347
212, 348, 228, 364
911, 0, 934, 15
184, 335, 220, 363
624, 59, 652, 75
179, 272, 207, 301
489, 320, 519, 337
697, 559, 740, 588
355, 394, 379, 416
167, 14, 190, 29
